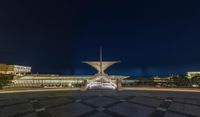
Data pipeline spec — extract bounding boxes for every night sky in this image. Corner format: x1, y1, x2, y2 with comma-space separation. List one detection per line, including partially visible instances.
1, 0, 200, 77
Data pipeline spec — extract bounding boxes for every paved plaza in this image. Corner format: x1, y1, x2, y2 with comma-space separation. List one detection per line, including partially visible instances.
0, 89, 200, 117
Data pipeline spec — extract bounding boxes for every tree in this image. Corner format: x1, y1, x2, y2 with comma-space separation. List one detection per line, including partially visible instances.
171, 76, 190, 87
0, 74, 12, 89
191, 75, 200, 85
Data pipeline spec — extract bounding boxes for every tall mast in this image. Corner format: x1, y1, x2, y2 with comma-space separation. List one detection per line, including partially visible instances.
100, 47, 103, 75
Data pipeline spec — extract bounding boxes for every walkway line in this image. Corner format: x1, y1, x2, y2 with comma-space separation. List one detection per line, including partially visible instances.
0, 87, 200, 94
123, 87, 200, 92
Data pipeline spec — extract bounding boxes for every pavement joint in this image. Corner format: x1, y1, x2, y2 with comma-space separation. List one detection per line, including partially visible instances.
96, 107, 105, 111
169, 110, 200, 117
29, 98, 52, 117
104, 110, 128, 117
75, 99, 82, 103
128, 101, 156, 108
0, 101, 28, 108
120, 99, 127, 102
35, 107, 46, 112
156, 107, 167, 112
150, 97, 173, 117
8, 110, 35, 117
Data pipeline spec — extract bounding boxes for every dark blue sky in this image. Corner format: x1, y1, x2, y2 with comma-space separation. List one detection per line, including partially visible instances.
1, 0, 200, 76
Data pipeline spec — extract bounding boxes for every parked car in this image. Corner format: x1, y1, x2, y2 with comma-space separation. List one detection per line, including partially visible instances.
192, 84, 199, 88
155, 83, 161, 87
167, 84, 177, 87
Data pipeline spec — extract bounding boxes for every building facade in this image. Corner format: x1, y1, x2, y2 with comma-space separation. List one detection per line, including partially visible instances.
9, 75, 129, 88
0, 64, 31, 76
187, 72, 200, 79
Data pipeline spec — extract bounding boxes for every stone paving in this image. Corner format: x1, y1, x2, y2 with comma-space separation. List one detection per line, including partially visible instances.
0, 90, 200, 117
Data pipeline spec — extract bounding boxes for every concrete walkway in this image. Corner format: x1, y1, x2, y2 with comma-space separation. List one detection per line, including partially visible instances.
0, 89, 200, 117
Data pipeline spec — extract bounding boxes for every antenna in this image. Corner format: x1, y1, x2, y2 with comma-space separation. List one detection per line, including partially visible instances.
100, 47, 103, 62
100, 47, 103, 75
